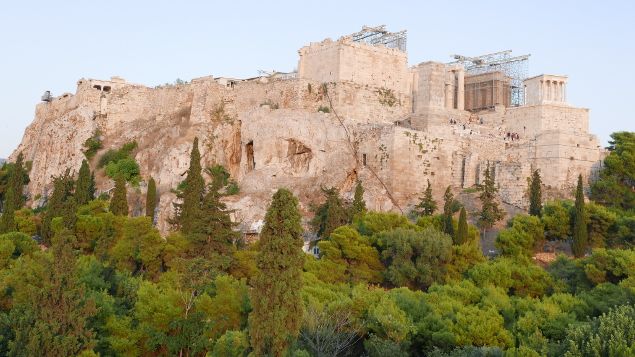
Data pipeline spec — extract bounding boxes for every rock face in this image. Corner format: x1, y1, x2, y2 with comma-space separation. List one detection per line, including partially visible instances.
10, 28, 606, 235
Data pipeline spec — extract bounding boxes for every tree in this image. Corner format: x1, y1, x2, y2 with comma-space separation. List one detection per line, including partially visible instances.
75, 159, 94, 206
375, 227, 453, 289
478, 164, 504, 232
109, 175, 128, 216
19, 228, 97, 355
145, 177, 157, 221
528, 169, 543, 217
172, 137, 205, 234
456, 207, 469, 245
572, 175, 588, 258
41, 170, 75, 242
563, 305, 635, 356
317, 226, 383, 284
414, 179, 437, 217
590, 131, 635, 210
0, 154, 28, 233
249, 189, 304, 356
442, 186, 455, 237
351, 180, 367, 218
188, 184, 239, 264
311, 187, 349, 238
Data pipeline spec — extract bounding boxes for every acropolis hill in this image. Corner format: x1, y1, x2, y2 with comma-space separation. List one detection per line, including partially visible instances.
11, 26, 605, 233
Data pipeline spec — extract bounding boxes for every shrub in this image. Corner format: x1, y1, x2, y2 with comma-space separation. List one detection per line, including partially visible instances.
317, 105, 330, 113
82, 130, 103, 159
105, 158, 140, 185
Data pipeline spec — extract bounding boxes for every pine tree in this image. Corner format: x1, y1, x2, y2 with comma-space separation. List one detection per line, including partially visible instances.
528, 169, 543, 217
310, 187, 349, 238
172, 137, 205, 234
350, 180, 367, 218
414, 179, 437, 216
190, 186, 239, 263
146, 177, 157, 221
249, 189, 304, 357
456, 206, 469, 244
75, 159, 93, 206
41, 171, 75, 243
442, 186, 455, 237
23, 228, 97, 355
478, 163, 505, 232
572, 174, 588, 257
109, 175, 128, 216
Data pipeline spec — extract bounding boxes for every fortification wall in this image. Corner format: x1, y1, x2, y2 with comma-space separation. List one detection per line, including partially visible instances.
298, 38, 409, 95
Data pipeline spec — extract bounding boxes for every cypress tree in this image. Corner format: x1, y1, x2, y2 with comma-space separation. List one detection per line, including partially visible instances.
172, 137, 205, 234
414, 179, 437, 216
146, 177, 157, 221
456, 206, 469, 245
249, 189, 304, 357
0, 186, 16, 233
442, 186, 455, 237
350, 180, 367, 218
41, 171, 75, 243
528, 169, 543, 217
109, 175, 128, 216
572, 174, 588, 257
478, 163, 504, 232
75, 160, 93, 206
0, 154, 26, 233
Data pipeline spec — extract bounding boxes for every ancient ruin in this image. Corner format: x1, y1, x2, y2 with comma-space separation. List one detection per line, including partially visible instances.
11, 26, 605, 233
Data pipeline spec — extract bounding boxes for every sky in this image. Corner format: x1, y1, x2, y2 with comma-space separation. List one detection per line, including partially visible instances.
1, 0, 633, 158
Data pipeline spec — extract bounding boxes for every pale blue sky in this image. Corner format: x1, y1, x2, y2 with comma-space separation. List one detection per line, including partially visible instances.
1, 0, 633, 157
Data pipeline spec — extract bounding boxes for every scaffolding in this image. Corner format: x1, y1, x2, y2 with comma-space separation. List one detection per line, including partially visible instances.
451, 50, 530, 106
351, 25, 407, 52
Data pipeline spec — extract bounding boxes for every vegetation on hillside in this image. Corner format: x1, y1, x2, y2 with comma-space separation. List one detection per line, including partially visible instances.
0, 132, 633, 356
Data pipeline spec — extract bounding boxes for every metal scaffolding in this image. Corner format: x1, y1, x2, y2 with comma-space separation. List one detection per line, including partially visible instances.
351, 25, 407, 52
451, 50, 530, 106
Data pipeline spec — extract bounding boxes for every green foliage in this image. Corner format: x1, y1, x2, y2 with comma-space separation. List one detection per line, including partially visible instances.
145, 176, 157, 221
0, 153, 28, 234
542, 200, 572, 241
249, 189, 304, 356
414, 179, 437, 217
109, 175, 128, 216
496, 215, 544, 258
590, 131, 635, 211
572, 175, 588, 257
41, 170, 76, 242
75, 159, 94, 206
375, 227, 453, 289
311, 187, 350, 238
443, 186, 456, 237
528, 169, 543, 217
105, 158, 140, 185
316, 226, 383, 284
171, 137, 205, 234
467, 257, 552, 297
563, 304, 635, 356
317, 105, 330, 113
479, 164, 505, 231
82, 130, 103, 160
456, 207, 469, 245
97, 141, 137, 168
351, 180, 367, 218
356, 211, 416, 236
211, 330, 249, 357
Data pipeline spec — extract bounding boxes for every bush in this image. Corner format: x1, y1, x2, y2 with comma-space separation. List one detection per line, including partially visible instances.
105, 158, 140, 185
98, 141, 138, 168
317, 105, 330, 113
82, 130, 103, 160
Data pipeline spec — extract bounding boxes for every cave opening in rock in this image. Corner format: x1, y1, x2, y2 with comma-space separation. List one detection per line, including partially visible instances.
246, 141, 255, 171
